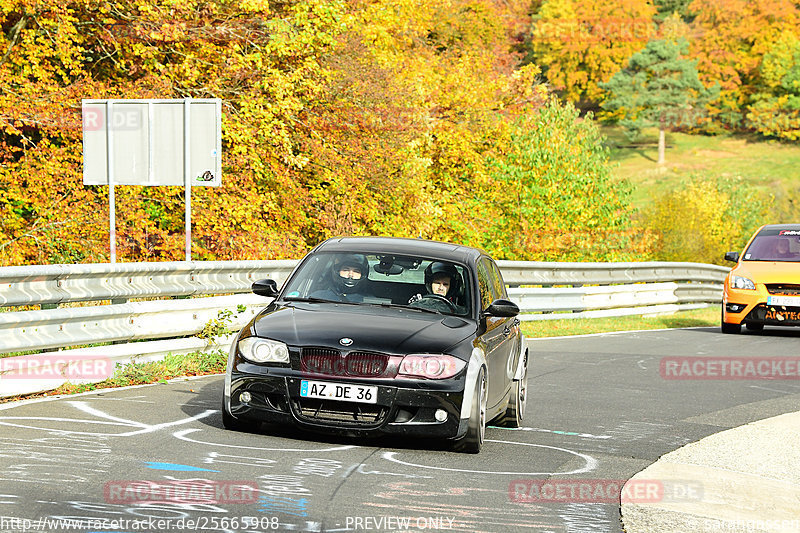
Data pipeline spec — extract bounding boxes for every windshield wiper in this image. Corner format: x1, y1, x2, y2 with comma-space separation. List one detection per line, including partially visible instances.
283, 296, 338, 304
374, 302, 442, 315
282, 296, 360, 305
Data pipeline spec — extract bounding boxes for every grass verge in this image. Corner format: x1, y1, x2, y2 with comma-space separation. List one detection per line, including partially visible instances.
521, 306, 719, 338
602, 126, 800, 210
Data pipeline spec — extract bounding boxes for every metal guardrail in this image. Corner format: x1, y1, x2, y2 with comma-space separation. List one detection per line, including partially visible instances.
0, 260, 729, 398
0, 260, 729, 308
0, 260, 729, 353
0, 260, 298, 307
510, 282, 724, 321
0, 294, 267, 353
496, 260, 729, 286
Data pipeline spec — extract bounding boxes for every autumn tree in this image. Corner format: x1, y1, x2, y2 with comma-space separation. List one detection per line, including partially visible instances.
687, 0, 800, 128
645, 177, 771, 264
309, 0, 549, 249
601, 38, 716, 164
0, 0, 646, 265
526, 0, 657, 105
653, 0, 693, 22
486, 99, 652, 261
0, 0, 348, 263
745, 32, 800, 140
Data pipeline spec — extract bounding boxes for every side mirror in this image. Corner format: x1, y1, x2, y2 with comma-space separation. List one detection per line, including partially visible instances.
724, 251, 740, 263
483, 298, 519, 318
252, 279, 279, 298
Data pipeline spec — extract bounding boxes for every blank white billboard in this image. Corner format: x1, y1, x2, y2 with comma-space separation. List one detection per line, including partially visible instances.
82, 99, 221, 187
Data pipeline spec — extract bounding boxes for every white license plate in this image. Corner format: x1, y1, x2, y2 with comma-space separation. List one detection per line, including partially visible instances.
767, 296, 800, 307
300, 380, 378, 404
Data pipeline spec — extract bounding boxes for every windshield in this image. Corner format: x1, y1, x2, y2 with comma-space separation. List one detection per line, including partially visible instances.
281, 252, 473, 317
743, 229, 800, 262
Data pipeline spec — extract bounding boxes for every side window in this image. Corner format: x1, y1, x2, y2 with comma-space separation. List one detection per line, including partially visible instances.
476, 260, 494, 311
487, 260, 508, 299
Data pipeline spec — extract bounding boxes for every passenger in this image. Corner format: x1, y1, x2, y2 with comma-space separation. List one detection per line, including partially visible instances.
409, 262, 462, 308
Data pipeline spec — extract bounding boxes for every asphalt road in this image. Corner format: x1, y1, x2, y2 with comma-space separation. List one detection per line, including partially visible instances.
0, 327, 798, 533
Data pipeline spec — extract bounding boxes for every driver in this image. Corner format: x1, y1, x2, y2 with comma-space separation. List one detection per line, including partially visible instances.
776, 238, 794, 259
409, 262, 462, 307
310, 254, 369, 302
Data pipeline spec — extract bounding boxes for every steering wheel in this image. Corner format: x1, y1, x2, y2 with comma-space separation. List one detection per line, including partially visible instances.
415, 293, 457, 313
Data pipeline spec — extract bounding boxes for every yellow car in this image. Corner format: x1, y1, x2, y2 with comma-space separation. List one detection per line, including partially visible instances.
722, 224, 800, 333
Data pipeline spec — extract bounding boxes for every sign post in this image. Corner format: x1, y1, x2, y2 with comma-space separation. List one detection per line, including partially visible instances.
184, 98, 192, 261
105, 100, 117, 263
82, 98, 222, 262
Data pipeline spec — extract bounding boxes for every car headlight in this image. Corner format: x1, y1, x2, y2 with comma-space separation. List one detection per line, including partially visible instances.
238, 337, 290, 364
730, 276, 756, 290
397, 354, 466, 379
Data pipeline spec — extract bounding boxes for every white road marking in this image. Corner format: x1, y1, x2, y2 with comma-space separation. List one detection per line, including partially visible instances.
382, 440, 598, 475
172, 428, 357, 452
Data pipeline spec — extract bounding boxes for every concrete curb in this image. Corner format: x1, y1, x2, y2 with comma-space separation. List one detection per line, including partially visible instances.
621, 410, 800, 533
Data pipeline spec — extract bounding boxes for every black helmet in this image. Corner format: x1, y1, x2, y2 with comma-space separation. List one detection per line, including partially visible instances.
331, 254, 369, 292
424, 262, 461, 298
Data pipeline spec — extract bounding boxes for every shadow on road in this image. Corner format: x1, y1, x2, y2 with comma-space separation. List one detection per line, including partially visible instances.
681, 326, 800, 338
182, 378, 457, 453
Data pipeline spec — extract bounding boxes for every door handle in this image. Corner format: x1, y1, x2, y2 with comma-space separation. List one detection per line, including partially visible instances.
503, 325, 511, 336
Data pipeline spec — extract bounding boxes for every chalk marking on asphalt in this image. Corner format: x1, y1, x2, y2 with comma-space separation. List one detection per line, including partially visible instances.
0, 417, 132, 435
68, 401, 151, 428
749, 384, 794, 394
354, 464, 433, 479
85, 396, 154, 403
68, 401, 217, 436
172, 428, 357, 452
144, 461, 219, 472
0, 402, 215, 436
488, 426, 612, 439
381, 440, 598, 475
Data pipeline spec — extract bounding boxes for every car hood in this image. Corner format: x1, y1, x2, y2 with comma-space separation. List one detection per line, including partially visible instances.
733, 261, 800, 284
253, 302, 477, 355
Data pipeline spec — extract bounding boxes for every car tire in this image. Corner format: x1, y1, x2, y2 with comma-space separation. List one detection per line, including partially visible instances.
221, 397, 250, 432
721, 308, 741, 334
497, 353, 527, 428
745, 322, 764, 332
453, 367, 486, 454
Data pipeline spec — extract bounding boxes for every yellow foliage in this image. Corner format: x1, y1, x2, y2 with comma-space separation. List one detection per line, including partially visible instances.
530, 0, 657, 102
645, 178, 771, 264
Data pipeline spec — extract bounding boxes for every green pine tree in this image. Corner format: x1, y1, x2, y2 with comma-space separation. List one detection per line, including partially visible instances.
653, 0, 693, 22
601, 39, 718, 164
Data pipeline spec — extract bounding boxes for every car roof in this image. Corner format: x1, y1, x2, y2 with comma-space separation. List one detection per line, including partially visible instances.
760, 224, 800, 231
313, 236, 486, 263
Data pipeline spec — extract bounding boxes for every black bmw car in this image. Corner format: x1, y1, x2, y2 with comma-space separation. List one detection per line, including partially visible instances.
222, 237, 528, 453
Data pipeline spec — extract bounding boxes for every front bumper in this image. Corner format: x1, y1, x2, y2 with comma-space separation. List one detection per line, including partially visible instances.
226, 361, 467, 439
723, 286, 800, 326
